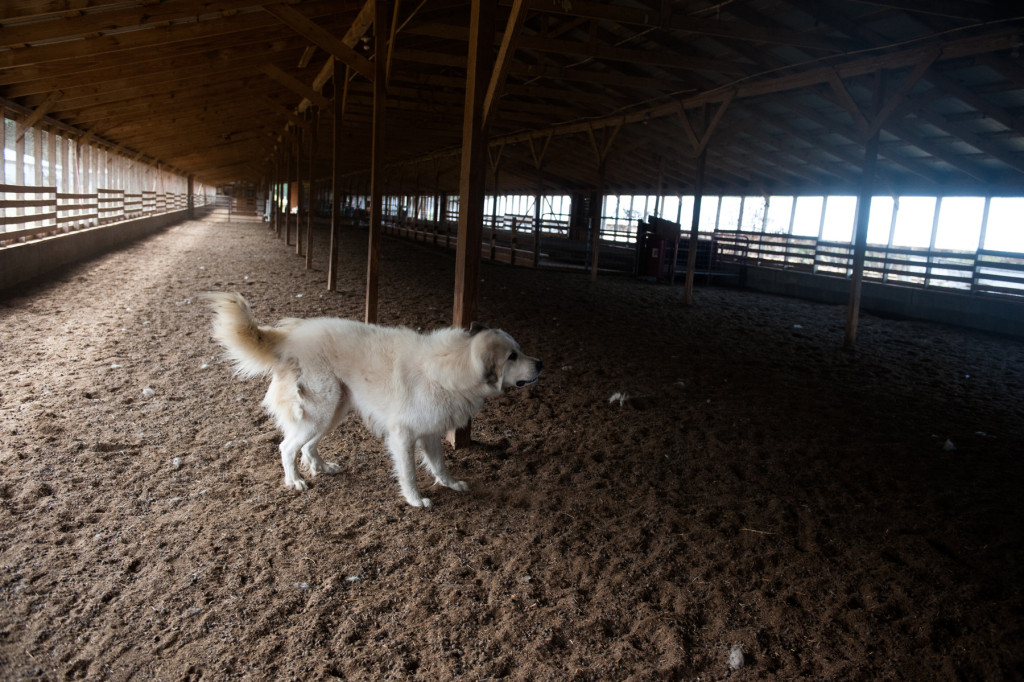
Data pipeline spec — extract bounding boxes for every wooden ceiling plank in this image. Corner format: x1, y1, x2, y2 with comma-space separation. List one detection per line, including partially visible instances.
0, 0, 268, 49
0, 0, 132, 23
0, 0, 344, 70
527, 0, 854, 52
516, 35, 752, 77
0, 34, 296, 95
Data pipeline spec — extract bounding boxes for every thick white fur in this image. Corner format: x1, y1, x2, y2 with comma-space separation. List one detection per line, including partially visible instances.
202, 292, 542, 507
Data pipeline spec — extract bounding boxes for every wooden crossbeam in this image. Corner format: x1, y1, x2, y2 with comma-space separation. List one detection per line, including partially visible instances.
483, 0, 528, 126
261, 63, 332, 111
264, 3, 375, 83
15, 90, 61, 142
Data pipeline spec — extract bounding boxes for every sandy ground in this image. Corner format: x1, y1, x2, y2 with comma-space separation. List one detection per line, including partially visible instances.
1, 211, 1022, 680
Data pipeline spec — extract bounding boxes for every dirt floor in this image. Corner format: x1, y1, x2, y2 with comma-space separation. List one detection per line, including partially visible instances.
1, 211, 1022, 681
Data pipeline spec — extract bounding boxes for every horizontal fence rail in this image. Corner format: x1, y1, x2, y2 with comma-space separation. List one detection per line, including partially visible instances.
376, 209, 1024, 298
381, 212, 576, 268
715, 231, 1024, 299
1, 186, 209, 246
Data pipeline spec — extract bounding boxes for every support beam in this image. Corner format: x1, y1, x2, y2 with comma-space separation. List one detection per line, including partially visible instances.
295, 121, 305, 256
683, 150, 706, 306
365, 0, 389, 324
450, 0, 495, 449
263, 3, 375, 83
262, 63, 332, 111
329, 66, 349, 292
845, 73, 884, 350
15, 90, 61, 143
305, 108, 317, 270
483, 0, 528, 126
588, 169, 605, 283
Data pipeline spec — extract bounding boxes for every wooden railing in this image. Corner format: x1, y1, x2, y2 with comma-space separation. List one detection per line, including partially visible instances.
383, 213, 574, 267
1, 186, 206, 246
715, 231, 1024, 298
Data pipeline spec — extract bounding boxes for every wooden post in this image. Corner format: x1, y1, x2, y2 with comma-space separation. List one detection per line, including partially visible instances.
844, 133, 879, 349
533, 175, 543, 267
284, 145, 292, 243
305, 109, 317, 270
187, 174, 195, 219
365, 0, 388, 324
295, 122, 305, 255
588, 165, 605, 282
432, 166, 441, 246
684, 150, 707, 305
844, 72, 884, 349
450, 0, 495, 449
490, 162, 499, 260
329, 73, 346, 291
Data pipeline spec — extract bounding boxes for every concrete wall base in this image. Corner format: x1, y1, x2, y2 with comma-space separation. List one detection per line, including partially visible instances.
741, 266, 1024, 339
0, 208, 208, 292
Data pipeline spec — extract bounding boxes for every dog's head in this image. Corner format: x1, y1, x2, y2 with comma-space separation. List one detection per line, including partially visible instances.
470, 323, 542, 393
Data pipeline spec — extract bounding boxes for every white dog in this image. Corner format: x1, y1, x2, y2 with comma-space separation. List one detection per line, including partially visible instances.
203, 292, 542, 507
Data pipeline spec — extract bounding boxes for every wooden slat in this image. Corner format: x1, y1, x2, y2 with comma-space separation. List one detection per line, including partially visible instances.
0, 212, 57, 226
1, 199, 54, 208
0, 184, 56, 193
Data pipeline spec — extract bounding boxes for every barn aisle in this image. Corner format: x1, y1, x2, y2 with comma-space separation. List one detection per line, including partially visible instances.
1, 216, 1022, 679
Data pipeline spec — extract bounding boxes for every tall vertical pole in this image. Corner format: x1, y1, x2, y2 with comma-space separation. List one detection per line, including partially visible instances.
533, 170, 543, 267
305, 109, 317, 270
365, 0, 388, 324
844, 71, 884, 349
588, 170, 604, 282
187, 174, 195, 220
329, 68, 347, 291
450, 0, 495, 448
295, 120, 305, 256
684, 150, 706, 305
844, 131, 879, 349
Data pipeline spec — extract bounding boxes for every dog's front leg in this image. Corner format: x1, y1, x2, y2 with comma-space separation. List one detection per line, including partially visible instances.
388, 428, 431, 508
419, 436, 469, 492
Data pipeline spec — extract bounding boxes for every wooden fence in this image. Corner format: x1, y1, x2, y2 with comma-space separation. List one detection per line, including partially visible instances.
383, 213, 572, 267
715, 231, 1024, 298
1, 185, 202, 246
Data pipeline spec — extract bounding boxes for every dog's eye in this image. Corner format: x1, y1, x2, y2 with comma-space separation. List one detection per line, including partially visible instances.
508, 352, 518, 362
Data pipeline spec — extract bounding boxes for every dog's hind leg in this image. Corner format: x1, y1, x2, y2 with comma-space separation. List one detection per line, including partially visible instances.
388, 428, 432, 508
278, 426, 313, 491
299, 383, 349, 478
418, 436, 469, 492
300, 433, 342, 477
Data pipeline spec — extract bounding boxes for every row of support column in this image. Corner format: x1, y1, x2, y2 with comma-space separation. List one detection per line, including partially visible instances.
256, 7, 890, 457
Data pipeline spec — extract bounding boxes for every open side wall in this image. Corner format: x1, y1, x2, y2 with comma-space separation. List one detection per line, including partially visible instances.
0, 206, 211, 291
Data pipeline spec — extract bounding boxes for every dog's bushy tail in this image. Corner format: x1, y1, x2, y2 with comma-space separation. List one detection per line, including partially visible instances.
202, 292, 286, 378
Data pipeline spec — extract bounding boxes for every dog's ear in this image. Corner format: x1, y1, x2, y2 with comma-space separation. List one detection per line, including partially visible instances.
469, 322, 489, 336
473, 331, 502, 387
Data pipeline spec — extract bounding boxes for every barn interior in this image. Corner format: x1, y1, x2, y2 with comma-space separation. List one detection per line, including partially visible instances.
2, 1, 1024, 679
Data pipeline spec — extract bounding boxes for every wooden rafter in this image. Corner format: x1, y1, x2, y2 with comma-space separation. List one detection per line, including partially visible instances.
264, 3, 375, 83
261, 63, 332, 111
483, 0, 528, 126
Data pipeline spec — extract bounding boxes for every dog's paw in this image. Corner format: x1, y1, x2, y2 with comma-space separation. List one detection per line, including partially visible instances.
285, 478, 309, 491
405, 495, 433, 508
320, 461, 343, 475
449, 480, 469, 492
